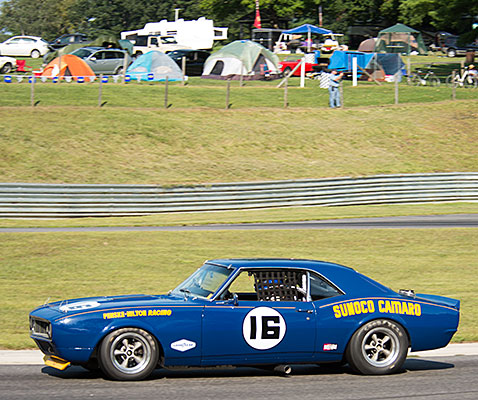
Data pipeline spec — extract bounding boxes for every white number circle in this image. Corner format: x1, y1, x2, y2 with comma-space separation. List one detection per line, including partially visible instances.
242, 307, 286, 350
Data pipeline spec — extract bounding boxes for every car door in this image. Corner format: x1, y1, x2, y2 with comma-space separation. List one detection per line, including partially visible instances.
95, 51, 110, 74
201, 268, 317, 366
4, 38, 21, 56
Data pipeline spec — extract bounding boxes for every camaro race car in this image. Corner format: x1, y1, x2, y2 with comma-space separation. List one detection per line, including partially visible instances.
29, 258, 460, 380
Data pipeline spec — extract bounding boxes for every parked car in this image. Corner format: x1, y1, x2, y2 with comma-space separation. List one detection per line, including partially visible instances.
70, 47, 131, 75
443, 35, 478, 57
166, 49, 210, 76
0, 36, 50, 58
29, 258, 459, 381
49, 33, 89, 50
0, 55, 16, 73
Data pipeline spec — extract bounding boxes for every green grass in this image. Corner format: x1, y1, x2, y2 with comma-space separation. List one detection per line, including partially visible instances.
1, 228, 476, 348
1, 101, 477, 184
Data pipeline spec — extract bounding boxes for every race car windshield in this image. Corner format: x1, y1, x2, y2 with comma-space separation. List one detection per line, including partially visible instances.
171, 263, 233, 299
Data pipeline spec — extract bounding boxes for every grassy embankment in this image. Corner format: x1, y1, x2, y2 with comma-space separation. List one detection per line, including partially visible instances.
0, 78, 477, 349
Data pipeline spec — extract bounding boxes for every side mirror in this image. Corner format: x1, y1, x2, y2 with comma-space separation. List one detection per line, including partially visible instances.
90, 57, 97, 61
232, 293, 238, 306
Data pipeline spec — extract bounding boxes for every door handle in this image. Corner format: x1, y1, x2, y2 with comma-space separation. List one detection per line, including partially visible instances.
296, 309, 313, 314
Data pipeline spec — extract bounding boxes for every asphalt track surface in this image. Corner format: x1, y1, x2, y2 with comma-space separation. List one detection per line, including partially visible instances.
1, 214, 478, 233
1, 356, 478, 400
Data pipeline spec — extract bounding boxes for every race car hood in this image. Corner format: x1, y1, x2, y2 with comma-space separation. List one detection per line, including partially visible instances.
415, 293, 460, 310
31, 293, 190, 318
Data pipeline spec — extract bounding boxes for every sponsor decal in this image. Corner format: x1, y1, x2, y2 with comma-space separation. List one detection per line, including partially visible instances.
332, 299, 421, 319
243, 307, 286, 350
171, 339, 196, 352
323, 343, 338, 351
59, 301, 100, 312
103, 308, 172, 320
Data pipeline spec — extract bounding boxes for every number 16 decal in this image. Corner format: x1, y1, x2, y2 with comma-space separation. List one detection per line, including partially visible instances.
243, 307, 286, 350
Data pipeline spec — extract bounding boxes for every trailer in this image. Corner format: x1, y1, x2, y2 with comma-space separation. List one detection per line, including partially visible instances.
121, 17, 228, 50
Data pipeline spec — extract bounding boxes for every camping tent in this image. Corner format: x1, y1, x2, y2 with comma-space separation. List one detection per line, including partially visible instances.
201, 40, 281, 80
375, 23, 427, 55
328, 50, 404, 80
282, 24, 333, 53
126, 50, 183, 81
41, 54, 95, 81
358, 38, 376, 52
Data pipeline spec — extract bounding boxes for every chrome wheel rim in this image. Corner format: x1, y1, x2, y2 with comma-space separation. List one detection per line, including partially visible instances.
361, 327, 400, 368
110, 332, 152, 374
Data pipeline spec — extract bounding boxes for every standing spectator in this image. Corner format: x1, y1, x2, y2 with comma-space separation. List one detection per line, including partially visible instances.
328, 69, 343, 108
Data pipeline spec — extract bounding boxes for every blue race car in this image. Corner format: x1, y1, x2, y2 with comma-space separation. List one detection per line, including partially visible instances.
29, 258, 460, 380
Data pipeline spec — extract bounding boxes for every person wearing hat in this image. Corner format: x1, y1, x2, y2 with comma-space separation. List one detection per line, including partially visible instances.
468, 64, 477, 77
328, 69, 344, 108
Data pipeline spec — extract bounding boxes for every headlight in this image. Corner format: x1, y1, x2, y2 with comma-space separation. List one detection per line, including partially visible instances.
30, 316, 52, 339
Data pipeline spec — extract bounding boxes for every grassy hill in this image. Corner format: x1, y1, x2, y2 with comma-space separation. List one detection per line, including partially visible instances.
1, 100, 477, 184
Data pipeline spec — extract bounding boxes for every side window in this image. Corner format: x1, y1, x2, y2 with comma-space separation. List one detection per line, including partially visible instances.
223, 269, 308, 302
309, 272, 341, 301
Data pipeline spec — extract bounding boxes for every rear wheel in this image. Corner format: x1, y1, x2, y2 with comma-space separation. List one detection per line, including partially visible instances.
447, 48, 456, 57
410, 74, 422, 86
115, 66, 124, 75
445, 74, 457, 88
99, 328, 159, 381
31, 49, 41, 58
464, 76, 477, 88
283, 66, 292, 76
346, 319, 408, 375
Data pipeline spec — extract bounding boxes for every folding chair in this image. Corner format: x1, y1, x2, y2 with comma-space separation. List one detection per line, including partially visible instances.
16, 59, 33, 73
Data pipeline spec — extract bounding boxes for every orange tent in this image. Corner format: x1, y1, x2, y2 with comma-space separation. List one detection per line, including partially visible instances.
41, 54, 95, 81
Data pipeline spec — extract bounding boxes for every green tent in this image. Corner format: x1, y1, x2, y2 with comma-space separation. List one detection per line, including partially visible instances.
375, 23, 427, 55
202, 40, 281, 80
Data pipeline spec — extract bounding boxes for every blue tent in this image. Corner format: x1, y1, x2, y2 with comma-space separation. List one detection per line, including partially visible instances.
328, 50, 404, 76
126, 51, 183, 82
283, 24, 332, 35
328, 51, 375, 72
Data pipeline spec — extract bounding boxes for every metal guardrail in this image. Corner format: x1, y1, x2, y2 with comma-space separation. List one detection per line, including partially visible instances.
0, 173, 477, 218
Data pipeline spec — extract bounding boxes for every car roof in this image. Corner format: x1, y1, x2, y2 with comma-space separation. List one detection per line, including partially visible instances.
206, 258, 354, 272
206, 258, 392, 296
11, 35, 42, 40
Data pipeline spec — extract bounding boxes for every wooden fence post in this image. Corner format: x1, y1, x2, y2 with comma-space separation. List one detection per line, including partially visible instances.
225, 79, 231, 109
30, 75, 35, 107
164, 76, 169, 108
98, 74, 103, 107
452, 70, 456, 100
284, 77, 288, 108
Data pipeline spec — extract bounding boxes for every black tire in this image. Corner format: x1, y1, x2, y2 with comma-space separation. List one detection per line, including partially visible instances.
411, 74, 422, 86
31, 49, 41, 58
447, 48, 456, 58
0, 62, 12, 74
445, 74, 455, 88
464, 76, 477, 89
428, 76, 440, 87
98, 327, 159, 381
345, 319, 408, 375
283, 66, 292, 76
115, 66, 123, 75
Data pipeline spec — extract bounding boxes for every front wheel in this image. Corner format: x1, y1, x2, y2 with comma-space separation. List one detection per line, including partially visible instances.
345, 319, 408, 375
99, 328, 159, 380
428, 76, 440, 87
0, 62, 12, 73
464, 76, 477, 89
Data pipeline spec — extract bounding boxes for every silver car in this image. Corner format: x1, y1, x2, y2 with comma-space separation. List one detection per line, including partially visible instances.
70, 47, 131, 75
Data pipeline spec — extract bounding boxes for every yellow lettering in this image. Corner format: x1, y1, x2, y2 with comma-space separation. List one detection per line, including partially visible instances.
340, 303, 349, 317
378, 300, 385, 312
346, 302, 356, 316
367, 300, 375, 313
360, 300, 368, 314
415, 304, 421, 316
333, 305, 341, 318
408, 303, 415, 316
385, 301, 392, 313
354, 302, 362, 314
392, 301, 402, 314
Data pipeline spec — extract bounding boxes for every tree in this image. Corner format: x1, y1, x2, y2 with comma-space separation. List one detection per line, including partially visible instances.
0, 0, 74, 39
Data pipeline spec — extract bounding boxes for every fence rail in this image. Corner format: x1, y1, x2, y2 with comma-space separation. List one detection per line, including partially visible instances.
0, 173, 477, 218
